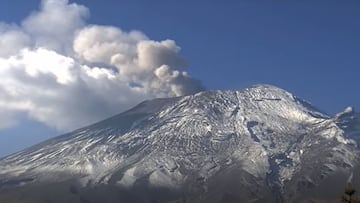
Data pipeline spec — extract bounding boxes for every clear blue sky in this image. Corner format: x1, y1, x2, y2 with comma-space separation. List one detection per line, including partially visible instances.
0, 0, 359, 157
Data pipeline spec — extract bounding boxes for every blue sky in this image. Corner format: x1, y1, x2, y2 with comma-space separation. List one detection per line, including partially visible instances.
0, 0, 359, 157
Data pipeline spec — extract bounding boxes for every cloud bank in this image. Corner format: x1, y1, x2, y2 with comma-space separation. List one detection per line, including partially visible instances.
0, 0, 203, 131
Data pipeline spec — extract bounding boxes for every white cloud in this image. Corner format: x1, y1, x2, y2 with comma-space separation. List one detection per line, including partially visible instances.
0, 0, 203, 131
22, 0, 89, 54
0, 24, 30, 57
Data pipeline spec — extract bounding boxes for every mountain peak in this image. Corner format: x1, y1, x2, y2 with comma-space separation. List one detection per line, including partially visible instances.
244, 84, 293, 97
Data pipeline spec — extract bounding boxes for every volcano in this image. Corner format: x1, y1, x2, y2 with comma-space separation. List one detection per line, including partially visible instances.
0, 85, 359, 203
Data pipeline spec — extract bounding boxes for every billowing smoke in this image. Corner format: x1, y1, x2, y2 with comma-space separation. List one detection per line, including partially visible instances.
0, 0, 203, 131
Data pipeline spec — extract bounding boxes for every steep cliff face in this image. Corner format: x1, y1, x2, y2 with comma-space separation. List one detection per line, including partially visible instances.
0, 85, 359, 203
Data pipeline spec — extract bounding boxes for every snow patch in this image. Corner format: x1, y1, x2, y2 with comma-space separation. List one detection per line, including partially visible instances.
117, 167, 137, 188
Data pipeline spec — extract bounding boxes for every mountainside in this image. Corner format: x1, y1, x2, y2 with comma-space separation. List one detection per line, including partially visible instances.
0, 85, 359, 203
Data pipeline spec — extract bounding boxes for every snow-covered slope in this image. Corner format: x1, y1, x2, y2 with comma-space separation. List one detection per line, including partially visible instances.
0, 85, 359, 203
335, 106, 360, 145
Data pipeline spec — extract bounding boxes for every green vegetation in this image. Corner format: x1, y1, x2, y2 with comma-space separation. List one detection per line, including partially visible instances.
342, 183, 360, 203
